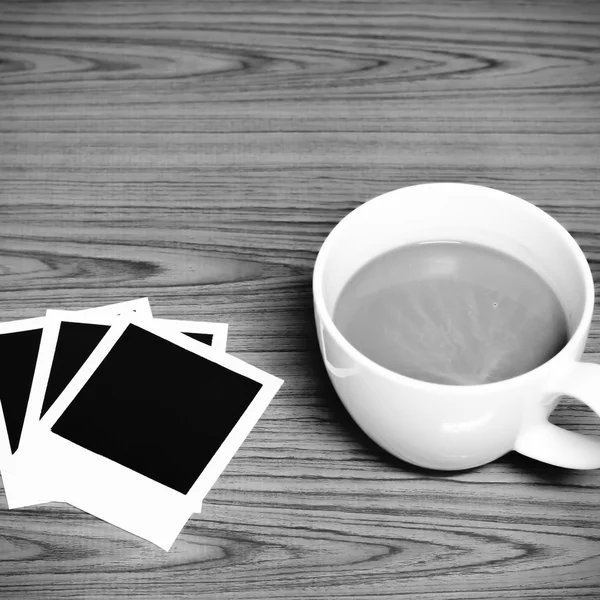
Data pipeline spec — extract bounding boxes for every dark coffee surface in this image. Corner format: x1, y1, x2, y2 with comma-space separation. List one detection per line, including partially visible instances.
334, 241, 569, 385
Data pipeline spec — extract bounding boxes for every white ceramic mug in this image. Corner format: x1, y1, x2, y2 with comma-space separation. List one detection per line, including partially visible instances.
313, 182, 600, 470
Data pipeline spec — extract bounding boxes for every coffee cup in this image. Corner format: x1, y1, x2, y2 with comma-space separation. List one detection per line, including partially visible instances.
313, 182, 600, 470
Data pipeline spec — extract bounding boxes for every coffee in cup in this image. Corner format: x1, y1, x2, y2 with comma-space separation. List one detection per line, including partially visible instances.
333, 240, 569, 386
313, 183, 600, 470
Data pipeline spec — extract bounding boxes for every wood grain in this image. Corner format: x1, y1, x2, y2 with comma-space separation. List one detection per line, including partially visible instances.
1, 0, 600, 598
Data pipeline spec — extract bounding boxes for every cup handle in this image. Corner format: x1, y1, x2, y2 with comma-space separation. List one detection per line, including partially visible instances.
514, 362, 600, 469
318, 320, 357, 378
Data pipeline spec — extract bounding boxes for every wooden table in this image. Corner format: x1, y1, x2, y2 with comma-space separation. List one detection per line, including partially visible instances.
1, 1, 599, 598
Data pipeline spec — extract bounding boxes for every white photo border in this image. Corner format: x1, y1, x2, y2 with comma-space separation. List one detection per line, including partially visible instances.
16, 315, 282, 549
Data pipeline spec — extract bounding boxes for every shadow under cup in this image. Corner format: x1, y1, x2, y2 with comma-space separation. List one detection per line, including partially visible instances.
313, 183, 594, 470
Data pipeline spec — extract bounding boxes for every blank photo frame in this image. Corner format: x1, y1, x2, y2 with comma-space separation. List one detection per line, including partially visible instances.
0, 317, 46, 467
14, 315, 282, 549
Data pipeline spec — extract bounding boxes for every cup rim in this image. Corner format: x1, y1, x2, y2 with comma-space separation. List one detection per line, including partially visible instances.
312, 182, 595, 393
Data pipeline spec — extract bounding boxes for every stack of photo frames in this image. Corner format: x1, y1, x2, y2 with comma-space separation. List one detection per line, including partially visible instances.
0, 298, 284, 550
